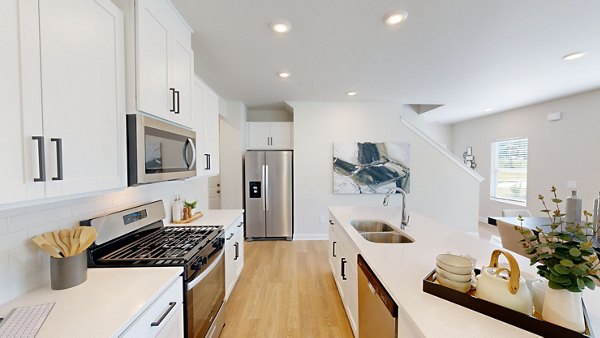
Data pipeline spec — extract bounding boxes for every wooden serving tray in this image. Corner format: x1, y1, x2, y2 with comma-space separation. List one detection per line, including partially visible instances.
422, 269, 594, 337
171, 211, 204, 224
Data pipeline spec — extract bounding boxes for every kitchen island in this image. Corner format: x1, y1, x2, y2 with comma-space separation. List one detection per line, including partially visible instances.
329, 206, 600, 337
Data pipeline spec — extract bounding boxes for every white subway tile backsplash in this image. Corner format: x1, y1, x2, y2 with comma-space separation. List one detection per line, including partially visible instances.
0, 178, 208, 304
0, 230, 29, 252
0, 252, 8, 270
8, 206, 72, 233
0, 218, 7, 235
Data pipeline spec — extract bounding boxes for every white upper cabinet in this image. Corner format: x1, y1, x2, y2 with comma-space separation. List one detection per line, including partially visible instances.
39, 0, 126, 198
0, 0, 126, 205
247, 122, 293, 150
193, 76, 220, 177
135, 0, 193, 127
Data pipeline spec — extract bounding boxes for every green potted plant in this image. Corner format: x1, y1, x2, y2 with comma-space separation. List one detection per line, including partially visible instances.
518, 186, 599, 332
183, 200, 197, 220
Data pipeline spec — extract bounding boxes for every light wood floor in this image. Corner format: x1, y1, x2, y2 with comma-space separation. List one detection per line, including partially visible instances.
221, 240, 354, 338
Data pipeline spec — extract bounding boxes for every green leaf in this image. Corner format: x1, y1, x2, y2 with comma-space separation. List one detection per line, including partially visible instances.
547, 272, 571, 283
569, 248, 581, 257
553, 264, 570, 275
577, 278, 585, 289
560, 259, 574, 267
552, 198, 563, 203
567, 285, 582, 293
570, 266, 588, 275
583, 277, 596, 290
525, 247, 537, 254
548, 280, 565, 290
581, 242, 593, 249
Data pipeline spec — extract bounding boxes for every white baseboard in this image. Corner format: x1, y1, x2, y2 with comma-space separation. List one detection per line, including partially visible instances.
293, 234, 328, 240
479, 216, 489, 223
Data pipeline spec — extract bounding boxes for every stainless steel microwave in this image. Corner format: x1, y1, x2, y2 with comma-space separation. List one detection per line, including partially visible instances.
126, 114, 196, 186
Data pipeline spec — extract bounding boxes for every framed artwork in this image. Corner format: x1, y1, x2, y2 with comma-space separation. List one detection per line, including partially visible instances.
333, 142, 410, 194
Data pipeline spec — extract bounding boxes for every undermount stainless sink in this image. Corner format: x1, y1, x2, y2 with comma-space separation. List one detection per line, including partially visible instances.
350, 220, 395, 233
360, 232, 415, 244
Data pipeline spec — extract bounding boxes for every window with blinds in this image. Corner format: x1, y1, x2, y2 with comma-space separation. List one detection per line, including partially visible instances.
490, 138, 528, 205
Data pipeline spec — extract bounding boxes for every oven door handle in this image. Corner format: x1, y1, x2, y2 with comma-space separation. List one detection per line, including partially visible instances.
188, 251, 224, 289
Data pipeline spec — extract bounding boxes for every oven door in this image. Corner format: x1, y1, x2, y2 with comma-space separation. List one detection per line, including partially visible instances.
186, 251, 225, 338
127, 114, 197, 186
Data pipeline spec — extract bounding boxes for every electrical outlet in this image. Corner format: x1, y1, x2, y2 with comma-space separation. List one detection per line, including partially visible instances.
319, 215, 327, 223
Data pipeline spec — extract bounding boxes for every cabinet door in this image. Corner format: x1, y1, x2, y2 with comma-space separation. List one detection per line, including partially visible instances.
170, 37, 193, 126
202, 87, 220, 176
232, 222, 245, 278
38, 0, 126, 198
136, 0, 170, 119
341, 258, 358, 335
246, 122, 270, 149
192, 76, 205, 176
269, 122, 293, 149
0, 0, 44, 204
328, 225, 339, 276
224, 229, 236, 300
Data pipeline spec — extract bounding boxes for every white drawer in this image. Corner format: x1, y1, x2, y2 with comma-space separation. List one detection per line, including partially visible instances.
120, 276, 184, 338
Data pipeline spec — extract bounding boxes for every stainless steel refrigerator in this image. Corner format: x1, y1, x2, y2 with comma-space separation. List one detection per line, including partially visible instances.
244, 150, 293, 240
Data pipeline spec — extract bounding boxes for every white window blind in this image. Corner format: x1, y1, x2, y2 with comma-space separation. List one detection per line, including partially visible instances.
491, 138, 528, 204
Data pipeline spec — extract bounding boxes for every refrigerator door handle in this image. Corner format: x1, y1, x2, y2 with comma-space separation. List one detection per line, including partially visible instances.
261, 164, 267, 211
264, 164, 269, 211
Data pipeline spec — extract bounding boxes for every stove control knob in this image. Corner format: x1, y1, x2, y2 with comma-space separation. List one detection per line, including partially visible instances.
191, 257, 205, 270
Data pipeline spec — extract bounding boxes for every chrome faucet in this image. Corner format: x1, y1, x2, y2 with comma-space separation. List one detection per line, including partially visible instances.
383, 187, 409, 229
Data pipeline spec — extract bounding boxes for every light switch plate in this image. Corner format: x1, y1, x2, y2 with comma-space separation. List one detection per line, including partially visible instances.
319, 215, 327, 223
567, 180, 577, 189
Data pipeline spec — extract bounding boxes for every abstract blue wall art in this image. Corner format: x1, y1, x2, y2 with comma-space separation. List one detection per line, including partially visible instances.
333, 142, 410, 194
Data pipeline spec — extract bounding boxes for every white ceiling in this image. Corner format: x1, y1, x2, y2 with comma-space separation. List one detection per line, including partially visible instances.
171, 0, 600, 124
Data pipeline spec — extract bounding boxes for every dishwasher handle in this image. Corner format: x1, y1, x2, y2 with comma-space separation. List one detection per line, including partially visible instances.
358, 254, 398, 317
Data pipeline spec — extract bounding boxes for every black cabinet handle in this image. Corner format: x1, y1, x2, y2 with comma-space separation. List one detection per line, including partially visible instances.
329, 220, 334, 225
234, 242, 239, 260
237, 222, 243, 228
169, 88, 176, 113
151, 302, 177, 327
341, 258, 347, 280
174, 90, 180, 114
32, 136, 46, 182
226, 233, 234, 240
204, 154, 211, 170
50, 138, 63, 180
333, 241, 337, 257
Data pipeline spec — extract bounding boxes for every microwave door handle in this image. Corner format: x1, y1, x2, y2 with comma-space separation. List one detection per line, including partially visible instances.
186, 138, 196, 169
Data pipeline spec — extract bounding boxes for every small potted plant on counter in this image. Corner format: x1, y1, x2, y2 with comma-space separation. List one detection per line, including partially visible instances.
518, 186, 599, 332
183, 200, 197, 220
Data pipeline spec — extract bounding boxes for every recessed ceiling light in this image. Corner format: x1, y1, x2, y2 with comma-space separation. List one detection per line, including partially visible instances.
483, 107, 493, 112
346, 91, 357, 96
270, 20, 291, 33
562, 52, 586, 61
383, 11, 408, 26
278, 72, 291, 78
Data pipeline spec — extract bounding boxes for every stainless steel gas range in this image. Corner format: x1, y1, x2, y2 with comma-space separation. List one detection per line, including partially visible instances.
82, 200, 225, 338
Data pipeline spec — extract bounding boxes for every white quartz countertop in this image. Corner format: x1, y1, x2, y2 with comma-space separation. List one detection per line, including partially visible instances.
0, 267, 183, 338
328, 206, 600, 338
170, 209, 244, 229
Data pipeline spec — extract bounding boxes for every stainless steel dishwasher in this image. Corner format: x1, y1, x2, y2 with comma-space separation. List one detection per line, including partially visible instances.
358, 254, 398, 338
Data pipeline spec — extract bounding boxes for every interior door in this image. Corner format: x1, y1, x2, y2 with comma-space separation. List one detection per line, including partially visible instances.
244, 151, 266, 238
265, 151, 293, 238
39, 0, 126, 198
208, 175, 221, 209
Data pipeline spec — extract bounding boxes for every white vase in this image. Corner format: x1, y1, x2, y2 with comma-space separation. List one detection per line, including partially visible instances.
542, 287, 585, 333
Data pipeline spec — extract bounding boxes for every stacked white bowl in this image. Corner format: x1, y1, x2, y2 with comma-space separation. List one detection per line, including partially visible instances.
435, 254, 474, 293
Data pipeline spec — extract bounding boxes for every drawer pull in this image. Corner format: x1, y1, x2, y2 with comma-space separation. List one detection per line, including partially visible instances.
237, 222, 243, 228
151, 302, 177, 327
226, 233, 235, 240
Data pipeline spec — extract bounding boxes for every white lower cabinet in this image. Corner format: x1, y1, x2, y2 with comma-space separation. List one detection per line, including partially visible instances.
225, 216, 245, 299
328, 216, 359, 336
120, 276, 184, 338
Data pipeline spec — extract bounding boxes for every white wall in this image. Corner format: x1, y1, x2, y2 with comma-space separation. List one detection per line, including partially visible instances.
219, 101, 247, 209
451, 89, 600, 219
288, 101, 480, 239
0, 178, 207, 304
246, 109, 293, 122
